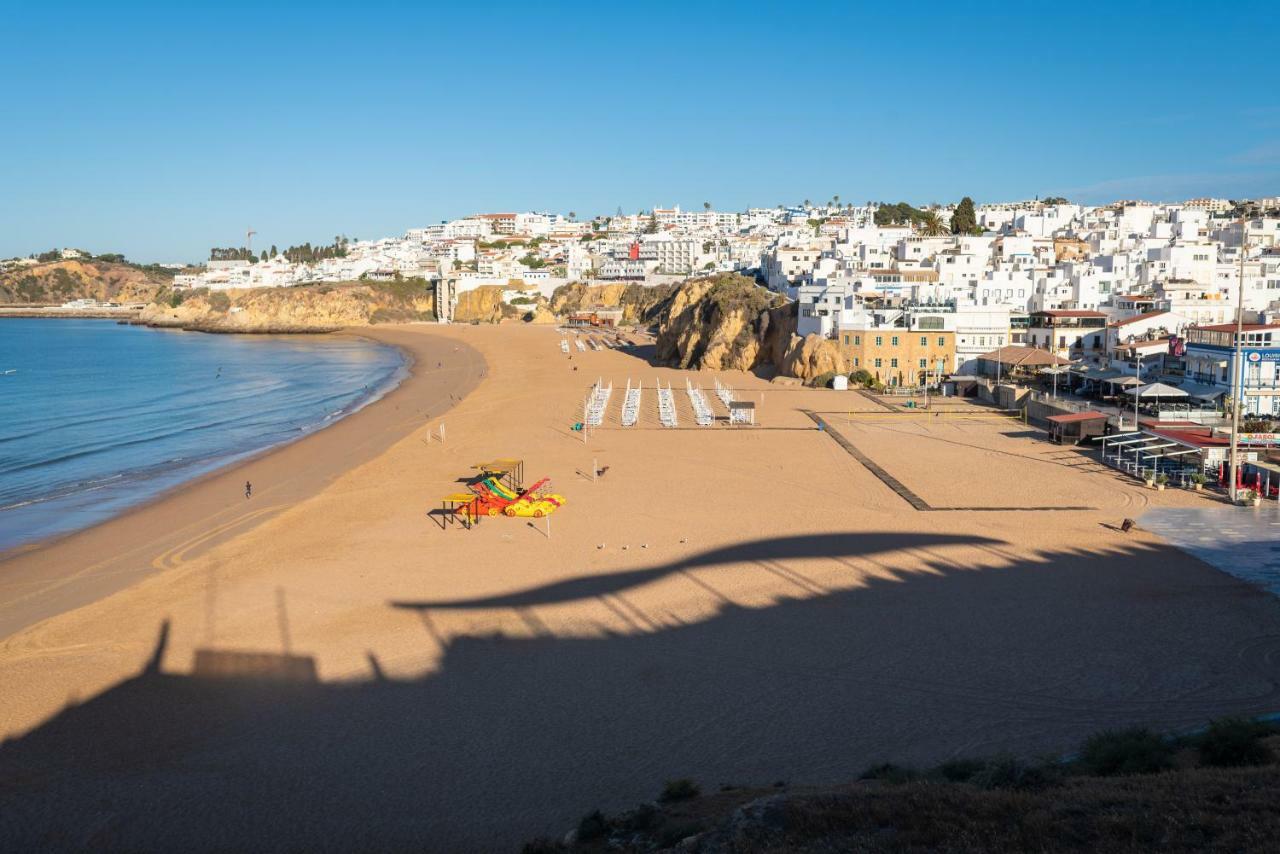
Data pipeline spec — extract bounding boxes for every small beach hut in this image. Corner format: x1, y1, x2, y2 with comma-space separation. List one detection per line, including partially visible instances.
1045, 411, 1109, 445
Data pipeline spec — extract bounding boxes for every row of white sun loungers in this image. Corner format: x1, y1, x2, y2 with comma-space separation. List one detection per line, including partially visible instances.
656, 380, 678, 428
560, 338, 570, 354
621, 380, 642, 427
713, 378, 734, 409
575, 338, 587, 353
686, 380, 715, 427
584, 378, 612, 427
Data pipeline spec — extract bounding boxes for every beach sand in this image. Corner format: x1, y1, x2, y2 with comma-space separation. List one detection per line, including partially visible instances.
2, 323, 1279, 852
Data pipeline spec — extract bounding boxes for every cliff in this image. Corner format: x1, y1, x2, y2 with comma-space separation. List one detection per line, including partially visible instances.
650, 274, 846, 381
138, 281, 435, 333
0, 259, 174, 305
549, 282, 676, 324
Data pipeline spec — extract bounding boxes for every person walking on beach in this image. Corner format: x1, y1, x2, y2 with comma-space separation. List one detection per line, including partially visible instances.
245, 480, 252, 499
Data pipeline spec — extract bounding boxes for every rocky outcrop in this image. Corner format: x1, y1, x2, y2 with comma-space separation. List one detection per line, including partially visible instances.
0, 260, 173, 305
653, 274, 786, 371
138, 282, 435, 332
650, 274, 848, 381
550, 281, 675, 324
453, 286, 515, 324
778, 333, 848, 383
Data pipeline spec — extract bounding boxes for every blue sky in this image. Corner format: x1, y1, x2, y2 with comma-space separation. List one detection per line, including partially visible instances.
2, 0, 1278, 262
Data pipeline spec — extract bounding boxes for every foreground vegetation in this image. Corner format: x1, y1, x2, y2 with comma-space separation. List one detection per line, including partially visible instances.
527, 717, 1280, 852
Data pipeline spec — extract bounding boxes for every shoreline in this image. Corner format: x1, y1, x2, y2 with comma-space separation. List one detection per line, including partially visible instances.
0, 324, 486, 641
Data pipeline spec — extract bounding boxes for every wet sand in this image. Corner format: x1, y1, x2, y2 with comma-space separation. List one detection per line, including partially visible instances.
2, 323, 1279, 852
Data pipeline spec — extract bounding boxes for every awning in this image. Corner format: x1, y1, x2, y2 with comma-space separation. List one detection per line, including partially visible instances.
1126, 382, 1189, 399
1105, 376, 1143, 387
1177, 382, 1226, 401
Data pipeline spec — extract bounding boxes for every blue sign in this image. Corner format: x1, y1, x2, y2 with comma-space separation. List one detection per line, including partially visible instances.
1246, 350, 1280, 364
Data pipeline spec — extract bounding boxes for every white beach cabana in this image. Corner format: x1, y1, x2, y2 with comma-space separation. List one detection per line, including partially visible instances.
1125, 382, 1189, 400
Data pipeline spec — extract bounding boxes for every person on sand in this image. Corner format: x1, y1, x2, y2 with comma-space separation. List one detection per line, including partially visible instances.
245, 481, 252, 499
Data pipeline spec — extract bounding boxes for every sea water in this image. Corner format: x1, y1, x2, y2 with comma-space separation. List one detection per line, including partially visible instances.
0, 319, 405, 552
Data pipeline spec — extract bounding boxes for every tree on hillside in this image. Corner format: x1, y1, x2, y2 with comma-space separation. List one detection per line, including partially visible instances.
270, 245, 278, 258
645, 213, 658, 234
703, 201, 711, 211
1042, 196, 1069, 205
834, 194, 840, 207
568, 211, 576, 221
951, 197, 978, 235
874, 201, 929, 227
920, 211, 948, 237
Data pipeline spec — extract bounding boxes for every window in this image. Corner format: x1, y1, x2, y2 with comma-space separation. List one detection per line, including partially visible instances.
875, 336, 882, 346
891, 336, 899, 346
842, 334, 850, 345
938, 337, 945, 346
853, 357, 859, 366
874, 358, 882, 367
890, 358, 899, 368
919, 358, 927, 368
920, 336, 928, 346
854, 335, 861, 345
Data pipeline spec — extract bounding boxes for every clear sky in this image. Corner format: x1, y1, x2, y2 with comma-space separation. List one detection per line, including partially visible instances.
3, 0, 1278, 263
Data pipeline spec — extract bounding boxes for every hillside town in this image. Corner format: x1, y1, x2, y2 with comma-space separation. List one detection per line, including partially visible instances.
155, 196, 1280, 418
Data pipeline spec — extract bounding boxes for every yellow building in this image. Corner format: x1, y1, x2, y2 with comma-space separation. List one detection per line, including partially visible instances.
840, 327, 956, 387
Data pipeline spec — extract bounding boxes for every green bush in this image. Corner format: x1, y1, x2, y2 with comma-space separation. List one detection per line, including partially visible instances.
1196, 718, 1275, 768
1079, 727, 1174, 776
659, 778, 700, 802
849, 369, 874, 387
208, 291, 231, 312
859, 762, 918, 784
576, 809, 608, 841
808, 370, 837, 388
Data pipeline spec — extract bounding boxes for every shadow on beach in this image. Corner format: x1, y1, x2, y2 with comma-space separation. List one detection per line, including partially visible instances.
3, 532, 1280, 851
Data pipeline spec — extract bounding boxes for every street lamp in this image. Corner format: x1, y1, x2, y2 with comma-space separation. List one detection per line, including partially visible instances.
1227, 210, 1249, 503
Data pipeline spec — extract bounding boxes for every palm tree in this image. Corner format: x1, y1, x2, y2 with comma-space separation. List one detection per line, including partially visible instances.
920, 211, 947, 237
834, 194, 840, 207
703, 201, 711, 211
568, 211, 576, 221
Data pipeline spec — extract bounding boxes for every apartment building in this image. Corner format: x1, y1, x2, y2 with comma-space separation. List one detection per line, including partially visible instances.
1025, 310, 1108, 360
839, 309, 956, 387
1182, 322, 1280, 416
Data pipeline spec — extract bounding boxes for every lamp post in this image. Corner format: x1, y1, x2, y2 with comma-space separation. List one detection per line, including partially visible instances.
1227, 210, 1248, 503
1133, 350, 1141, 431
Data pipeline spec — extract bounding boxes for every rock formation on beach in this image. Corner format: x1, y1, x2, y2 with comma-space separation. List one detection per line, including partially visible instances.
649, 273, 846, 381
138, 281, 436, 333
549, 281, 676, 324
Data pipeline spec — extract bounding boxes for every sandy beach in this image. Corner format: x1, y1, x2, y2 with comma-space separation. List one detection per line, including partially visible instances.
3, 323, 1280, 852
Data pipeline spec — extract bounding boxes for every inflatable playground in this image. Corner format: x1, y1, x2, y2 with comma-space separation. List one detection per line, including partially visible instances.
439, 459, 566, 528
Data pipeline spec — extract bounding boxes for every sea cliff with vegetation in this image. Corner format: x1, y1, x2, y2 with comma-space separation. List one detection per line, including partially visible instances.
138, 280, 436, 333
0, 257, 174, 305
